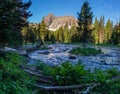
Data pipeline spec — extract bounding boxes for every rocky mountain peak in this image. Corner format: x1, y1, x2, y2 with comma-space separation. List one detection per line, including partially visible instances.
44, 14, 56, 27
44, 14, 77, 31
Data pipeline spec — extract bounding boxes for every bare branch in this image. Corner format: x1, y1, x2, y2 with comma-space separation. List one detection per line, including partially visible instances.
32, 83, 95, 91
24, 69, 53, 79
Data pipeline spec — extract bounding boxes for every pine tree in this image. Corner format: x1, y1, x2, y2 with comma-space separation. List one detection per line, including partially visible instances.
0, 0, 32, 46
77, 1, 93, 44
64, 26, 69, 43
36, 23, 41, 41
70, 25, 78, 42
39, 18, 47, 43
98, 16, 104, 44
22, 25, 36, 45
21, 26, 28, 45
50, 33, 55, 43
92, 17, 99, 44
44, 30, 50, 42
111, 22, 120, 45
104, 19, 113, 43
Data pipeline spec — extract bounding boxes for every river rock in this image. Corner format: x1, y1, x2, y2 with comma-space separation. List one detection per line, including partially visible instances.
69, 54, 76, 59
18, 50, 28, 56
38, 50, 50, 55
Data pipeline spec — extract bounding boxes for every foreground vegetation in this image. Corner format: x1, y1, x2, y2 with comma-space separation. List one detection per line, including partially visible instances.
35, 61, 120, 93
1, 52, 120, 93
0, 52, 36, 93
69, 47, 102, 56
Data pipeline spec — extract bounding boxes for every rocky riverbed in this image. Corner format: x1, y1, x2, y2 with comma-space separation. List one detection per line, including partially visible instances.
28, 44, 120, 71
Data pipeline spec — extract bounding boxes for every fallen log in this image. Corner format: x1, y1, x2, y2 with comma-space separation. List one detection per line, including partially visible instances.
4, 47, 28, 56
76, 83, 100, 94
37, 78, 52, 84
24, 69, 53, 79
32, 83, 95, 91
79, 76, 120, 94
21, 66, 43, 74
5, 47, 18, 52
106, 76, 120, 83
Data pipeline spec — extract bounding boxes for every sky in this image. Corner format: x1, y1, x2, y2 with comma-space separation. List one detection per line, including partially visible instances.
23, 0, 120, 24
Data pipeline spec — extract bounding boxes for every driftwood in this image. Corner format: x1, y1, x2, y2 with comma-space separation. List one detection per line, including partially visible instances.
23, 69, 53, 79
32, 83, 95, 91
24, 69, 53, 84
76, 83, 100, 94
31, 75, 120, 93
106, 76, 120, 83
37, 78, 52, 84
25, 67, 43, 74
3, 47, 28, 56
79, 76, 120, 94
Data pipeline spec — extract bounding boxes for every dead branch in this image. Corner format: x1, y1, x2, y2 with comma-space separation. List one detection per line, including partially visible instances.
32, 83, 95, 91
37, 78, 52, 84
24, 69, 53, 79
106, 76, 120, 83
83, 84, 98, 94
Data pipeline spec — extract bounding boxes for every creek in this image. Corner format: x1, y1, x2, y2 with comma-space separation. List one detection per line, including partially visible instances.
28, 44, 120, 71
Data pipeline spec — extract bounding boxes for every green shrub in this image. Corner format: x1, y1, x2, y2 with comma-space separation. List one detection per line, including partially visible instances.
90, 68, 120, 94
55, 62, 88, 85
69, 47, 102, 55
0, 52, 36, 94
36, 61, 88, 85
36, 61, 54, 76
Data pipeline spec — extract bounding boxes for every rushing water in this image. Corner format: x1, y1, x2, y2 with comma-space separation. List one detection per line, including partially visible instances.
28, 44, 120, 71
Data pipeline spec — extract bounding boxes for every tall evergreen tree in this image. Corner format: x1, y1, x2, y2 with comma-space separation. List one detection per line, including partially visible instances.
44, 30, 50, 42
98, 16, 104, 44
64, 26, 69, 43
50, 32, 55, 43
54, 27, 63, 42
0, 0, 32, 46
21, 26, 28, 44
104, 19, 113, 43
70, 25, 78, 42
22, 25, 36, 45
92, 17, 99, 44
36, 23, 41, 41
111, 22, 120, 45
39, 18, 47, 43
77, 1, 93, 44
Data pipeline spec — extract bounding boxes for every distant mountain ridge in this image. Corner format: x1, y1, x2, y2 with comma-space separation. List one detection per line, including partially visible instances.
44, 14, 77, 31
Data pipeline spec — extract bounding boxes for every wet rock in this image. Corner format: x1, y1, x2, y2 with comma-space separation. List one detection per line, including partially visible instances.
69, 54, 76, 59
18, 50, 28, 56
110, 52, 117, 57
38, 50, 50, 55
101, 60, 106, 63
54, 48, 62, 53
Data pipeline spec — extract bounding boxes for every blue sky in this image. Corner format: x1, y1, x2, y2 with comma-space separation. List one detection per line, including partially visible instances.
23, 0, 120, 24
